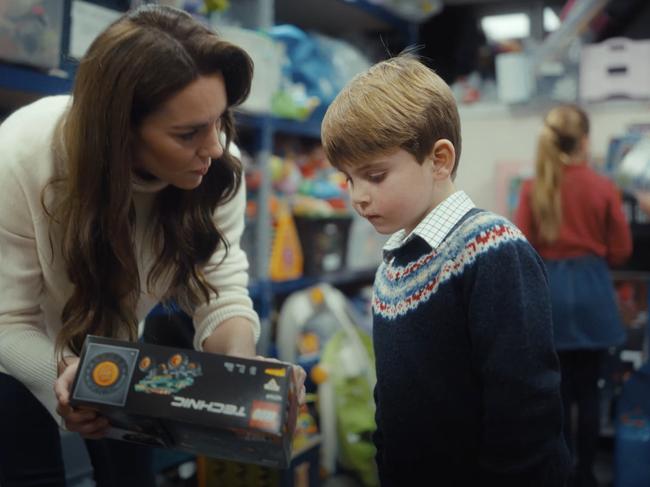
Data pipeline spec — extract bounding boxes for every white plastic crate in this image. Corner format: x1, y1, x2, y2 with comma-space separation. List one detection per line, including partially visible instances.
580, 37, 650, 102
216, 26, 282, 115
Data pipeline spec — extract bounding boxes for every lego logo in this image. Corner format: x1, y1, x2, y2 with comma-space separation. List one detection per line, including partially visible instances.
249, 401, 280, 432
252, 408, 276, 422
139, 356, 152, 371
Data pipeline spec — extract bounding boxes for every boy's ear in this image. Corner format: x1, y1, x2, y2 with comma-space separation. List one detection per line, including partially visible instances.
429, 139, 456, 179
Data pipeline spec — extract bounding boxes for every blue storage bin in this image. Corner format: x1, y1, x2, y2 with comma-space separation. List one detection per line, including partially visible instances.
614, 363, 650, 487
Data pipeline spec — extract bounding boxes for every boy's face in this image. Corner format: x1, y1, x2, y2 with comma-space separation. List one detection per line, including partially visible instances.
341, 149, 439, 235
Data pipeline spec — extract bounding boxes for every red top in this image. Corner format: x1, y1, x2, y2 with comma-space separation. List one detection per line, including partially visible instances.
514, 163, 632, 266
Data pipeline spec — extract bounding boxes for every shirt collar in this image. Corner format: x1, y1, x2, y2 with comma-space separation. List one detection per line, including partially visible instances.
382, 190, 475, 259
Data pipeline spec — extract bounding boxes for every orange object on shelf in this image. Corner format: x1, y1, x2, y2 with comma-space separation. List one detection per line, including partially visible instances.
269, 201, 304, 281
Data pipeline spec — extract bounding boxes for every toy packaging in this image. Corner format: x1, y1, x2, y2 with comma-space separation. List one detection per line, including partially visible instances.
70, 336, 298, 468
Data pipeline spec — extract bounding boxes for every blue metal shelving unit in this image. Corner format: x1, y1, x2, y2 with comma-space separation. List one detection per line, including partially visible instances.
235, 111, 323, 140
0, 63, 73, 95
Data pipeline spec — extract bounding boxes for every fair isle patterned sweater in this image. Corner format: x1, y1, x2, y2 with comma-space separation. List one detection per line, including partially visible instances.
372, 209, 570, 487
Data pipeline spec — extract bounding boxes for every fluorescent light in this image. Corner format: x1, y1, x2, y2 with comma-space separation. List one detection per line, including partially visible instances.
544, 7, 561, 32
481, 13, 530, 42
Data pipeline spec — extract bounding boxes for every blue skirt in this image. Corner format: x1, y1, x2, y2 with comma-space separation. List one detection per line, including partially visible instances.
545, 255, 626, 351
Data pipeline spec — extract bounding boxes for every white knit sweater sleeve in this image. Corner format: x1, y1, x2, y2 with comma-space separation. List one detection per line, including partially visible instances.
0, 102, 60, 421
192, 177, 261, 350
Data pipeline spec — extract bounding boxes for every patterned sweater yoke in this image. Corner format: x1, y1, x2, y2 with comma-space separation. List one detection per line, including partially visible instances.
374, 209, 527, 318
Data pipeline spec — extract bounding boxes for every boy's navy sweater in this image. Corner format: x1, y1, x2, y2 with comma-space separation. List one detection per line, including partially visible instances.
372, 209, 570, 486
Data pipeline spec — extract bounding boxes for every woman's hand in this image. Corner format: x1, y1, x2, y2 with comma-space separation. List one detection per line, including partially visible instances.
54, 356, 109, 439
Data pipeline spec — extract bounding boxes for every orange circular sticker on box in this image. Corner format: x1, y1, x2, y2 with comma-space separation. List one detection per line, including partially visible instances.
139, 356, 152, 371
92, 361, 120, 387
169, 354, 183, 368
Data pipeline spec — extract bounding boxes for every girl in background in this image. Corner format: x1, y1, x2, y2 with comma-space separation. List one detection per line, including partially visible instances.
515, 104, 632, 487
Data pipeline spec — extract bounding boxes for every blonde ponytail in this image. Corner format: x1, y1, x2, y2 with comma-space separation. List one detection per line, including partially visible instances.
531, 104, 589, 243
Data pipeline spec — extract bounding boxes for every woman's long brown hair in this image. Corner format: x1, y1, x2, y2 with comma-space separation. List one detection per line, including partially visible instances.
47, 5, 253, 356
531, 104, 589, 243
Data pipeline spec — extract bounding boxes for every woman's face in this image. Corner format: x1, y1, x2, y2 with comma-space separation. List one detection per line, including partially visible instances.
133, 73, 228, 190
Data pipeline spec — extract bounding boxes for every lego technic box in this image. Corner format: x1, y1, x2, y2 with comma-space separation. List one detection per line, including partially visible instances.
70, 336, 298, 468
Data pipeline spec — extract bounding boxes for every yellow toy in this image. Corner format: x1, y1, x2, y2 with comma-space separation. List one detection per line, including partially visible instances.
269, 200, 303, 281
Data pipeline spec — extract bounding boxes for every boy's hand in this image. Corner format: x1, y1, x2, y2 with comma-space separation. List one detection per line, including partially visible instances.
54, 357, 109, 439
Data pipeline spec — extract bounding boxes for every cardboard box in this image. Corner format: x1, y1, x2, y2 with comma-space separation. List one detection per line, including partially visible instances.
70, 336, 298, 469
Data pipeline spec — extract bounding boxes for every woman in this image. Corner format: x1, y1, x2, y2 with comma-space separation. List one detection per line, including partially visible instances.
0, 5, 304, 486
514, 104, 632, 487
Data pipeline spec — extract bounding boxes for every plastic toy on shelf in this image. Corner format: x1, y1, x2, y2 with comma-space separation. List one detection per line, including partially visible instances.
276, 284, 377, 486
269, 199, 304, 282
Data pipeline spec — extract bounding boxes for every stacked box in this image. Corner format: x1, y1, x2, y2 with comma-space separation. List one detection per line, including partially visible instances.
580, 38, 650, 102
70, 336, 297, 468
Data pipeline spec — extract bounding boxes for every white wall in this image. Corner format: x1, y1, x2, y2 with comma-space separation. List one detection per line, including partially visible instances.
455, 101, 650, 216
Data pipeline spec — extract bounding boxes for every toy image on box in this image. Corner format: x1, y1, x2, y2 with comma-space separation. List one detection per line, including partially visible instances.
70, 336, 298, 468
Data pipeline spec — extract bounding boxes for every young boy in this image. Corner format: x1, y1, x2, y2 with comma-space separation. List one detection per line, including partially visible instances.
321, 54, 570, 486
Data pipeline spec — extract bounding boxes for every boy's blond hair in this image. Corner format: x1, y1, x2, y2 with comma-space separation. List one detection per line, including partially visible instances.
321, 53, 461, 177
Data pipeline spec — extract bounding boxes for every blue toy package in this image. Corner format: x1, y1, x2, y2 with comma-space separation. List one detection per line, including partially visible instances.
267, 24, 372, 122
615, 361, 650, 487
267, 24, 334, 118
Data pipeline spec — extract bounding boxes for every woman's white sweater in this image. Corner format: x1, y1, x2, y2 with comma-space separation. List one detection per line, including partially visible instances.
0, 96, 260, 422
